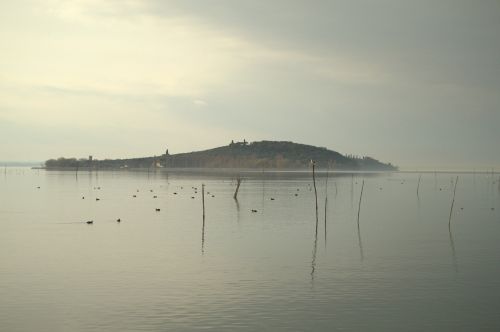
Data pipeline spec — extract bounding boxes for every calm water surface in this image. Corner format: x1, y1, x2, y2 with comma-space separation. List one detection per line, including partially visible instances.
1, 168, 499, 331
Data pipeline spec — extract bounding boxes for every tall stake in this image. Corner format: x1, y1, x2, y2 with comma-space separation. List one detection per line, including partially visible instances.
417, 174, 421, 197
324, 167, 329, 246
357, 180, 365, 225
202, 184, 205, 220
448, 176, 459, 229
202, 183, 206, 253
310, 161, 320, 281
311, 161, 319, 232
357, 179, 365, 261
233, 177, 242, 200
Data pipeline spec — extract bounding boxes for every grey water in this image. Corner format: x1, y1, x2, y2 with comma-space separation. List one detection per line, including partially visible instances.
1, 168, 499, 331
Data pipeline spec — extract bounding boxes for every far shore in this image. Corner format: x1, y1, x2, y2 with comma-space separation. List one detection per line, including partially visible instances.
31, 166, 498, 175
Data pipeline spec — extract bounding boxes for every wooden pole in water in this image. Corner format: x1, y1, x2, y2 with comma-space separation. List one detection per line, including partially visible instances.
448, 176, 459, 229
202, 184, 205, 220
324, 166, 329, 245
233, 177, 242, 200
357, 180, 365, 225
311, 161, 319, 230
201, 183, 206, 254
356, 179, 365, 261
417, 174, 421, 197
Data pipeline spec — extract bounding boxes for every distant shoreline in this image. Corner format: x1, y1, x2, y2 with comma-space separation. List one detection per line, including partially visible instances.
30, 166, 499, 175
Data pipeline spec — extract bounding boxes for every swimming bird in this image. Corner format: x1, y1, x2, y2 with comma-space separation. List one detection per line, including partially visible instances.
86, 220, 93, 224
155, 208, 160, 212
116, 218, 121, 222
270, 198, 275, 200
251, 209, 258, 213
133, 195, 136, 197
96, 198, 100, 201
153, 195, 157, 198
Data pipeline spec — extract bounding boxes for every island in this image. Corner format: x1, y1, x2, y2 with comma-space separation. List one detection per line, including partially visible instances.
44, 140, 397, 171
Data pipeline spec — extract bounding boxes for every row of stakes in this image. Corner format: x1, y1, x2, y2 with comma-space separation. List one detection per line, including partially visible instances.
34, 178, 495, 225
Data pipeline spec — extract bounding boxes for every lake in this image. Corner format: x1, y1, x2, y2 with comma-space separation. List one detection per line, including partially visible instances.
1, 168, 499, 331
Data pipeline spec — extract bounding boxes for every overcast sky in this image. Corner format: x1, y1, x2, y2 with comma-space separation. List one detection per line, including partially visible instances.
1, 0, 499, 169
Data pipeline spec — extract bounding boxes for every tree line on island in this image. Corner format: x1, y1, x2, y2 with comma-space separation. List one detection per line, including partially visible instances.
44, 140, 397, 171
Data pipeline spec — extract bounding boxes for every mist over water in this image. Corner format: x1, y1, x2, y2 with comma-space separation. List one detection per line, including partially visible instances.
1, 168, 499, 331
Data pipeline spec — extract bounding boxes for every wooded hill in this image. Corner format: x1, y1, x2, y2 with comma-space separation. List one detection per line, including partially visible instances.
44, 140, 397, 171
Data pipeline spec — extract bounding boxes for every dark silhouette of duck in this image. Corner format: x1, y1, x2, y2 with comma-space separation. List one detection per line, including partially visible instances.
116, 218, 121, 222
155, 208, 160, 212
251, 209, 258, 213
86, 220, 93, 224
96, 198, 100, 201
133, 195, 137, 197
270, 198, 275, 201
153, 195, 157, 198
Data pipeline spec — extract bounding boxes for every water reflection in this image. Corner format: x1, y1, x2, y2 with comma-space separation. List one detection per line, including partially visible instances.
235, 197, 241, 222
357, 220, 365, 261
2, 169, 500, 331
201, 217, 205, 255
448, 224, 458, 272
311, 217, 319, 282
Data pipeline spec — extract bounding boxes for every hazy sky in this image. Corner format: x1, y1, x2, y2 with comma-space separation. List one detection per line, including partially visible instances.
1, 0, 499, 169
